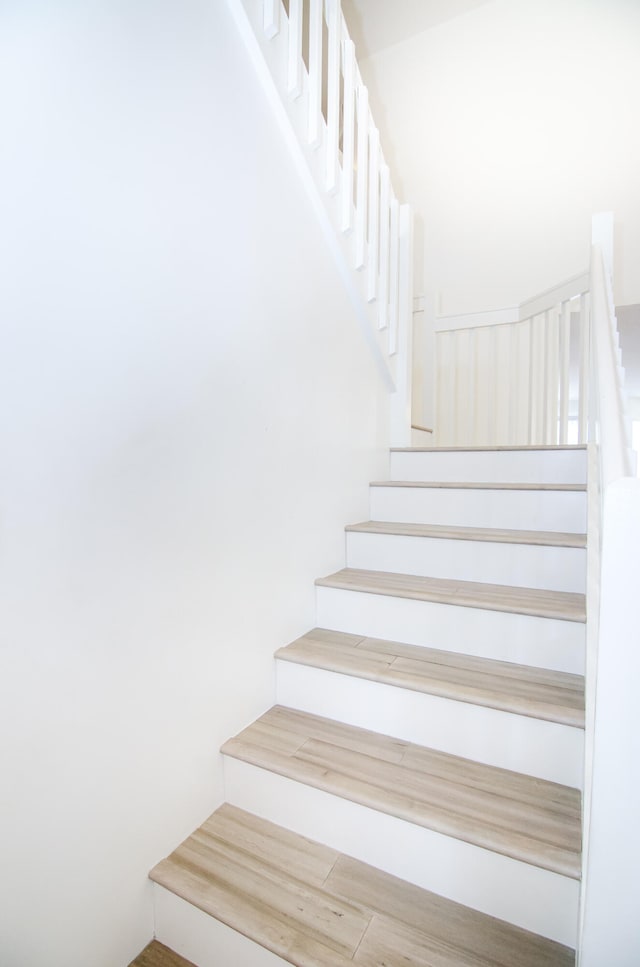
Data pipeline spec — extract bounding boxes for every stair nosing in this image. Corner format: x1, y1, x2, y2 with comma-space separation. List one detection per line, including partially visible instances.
345, 520, 587, 548
390, 445, 588, 453
371, 480, 587, 491
315, 568, 587, 623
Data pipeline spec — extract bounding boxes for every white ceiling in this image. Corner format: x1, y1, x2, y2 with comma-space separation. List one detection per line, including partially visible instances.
341, 0, 495, 61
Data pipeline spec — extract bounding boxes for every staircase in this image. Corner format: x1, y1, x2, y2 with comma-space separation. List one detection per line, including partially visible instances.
149, 444, 587, 966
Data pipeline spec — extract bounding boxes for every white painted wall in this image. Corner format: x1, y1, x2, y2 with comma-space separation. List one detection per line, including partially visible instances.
357, 0, 640, 316
0, 3, 389, 965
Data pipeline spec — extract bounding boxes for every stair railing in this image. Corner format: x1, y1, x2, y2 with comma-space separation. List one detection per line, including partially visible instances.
433, 273, 592, 448
432, 214, 635, 454
225, 0, 414, 445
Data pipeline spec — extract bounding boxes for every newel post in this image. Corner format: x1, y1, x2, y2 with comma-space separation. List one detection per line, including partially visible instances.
591, 212, 614, 288
390, 204, 414, 447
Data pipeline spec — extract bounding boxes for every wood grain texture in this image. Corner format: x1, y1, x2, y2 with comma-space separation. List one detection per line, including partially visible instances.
371, 480, 587, 491
221, 707, 582, 879
276, 629, 585, 727
345, 520, 587, 548
128, 941, 197, 967
315, 568, 586, 622
390, 445, 587, 453
150, 804, 575, 967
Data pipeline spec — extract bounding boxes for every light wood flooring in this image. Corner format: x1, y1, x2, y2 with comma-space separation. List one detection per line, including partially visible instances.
390, 445, 587, 453
221, 706, 582, 878
370, 480, 586, 491
128, 941, 196, 967
345, 520, 587, 548
276, 628, 585, 726
315, 568, 587, 622
150, 803, 575, 967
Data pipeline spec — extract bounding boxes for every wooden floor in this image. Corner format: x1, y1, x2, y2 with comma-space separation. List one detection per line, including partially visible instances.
345, 520, 587, 548
128, 941, 196, 967
389, 445, 587, 453
276, 628, 585, 727
370, 480, 587, 491
150, 803, 575, 967
221, 706, 582, 878
315, 568, 587, 622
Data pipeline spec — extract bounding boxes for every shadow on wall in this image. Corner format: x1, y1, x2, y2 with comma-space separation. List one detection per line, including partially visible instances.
618, 304, 640, 475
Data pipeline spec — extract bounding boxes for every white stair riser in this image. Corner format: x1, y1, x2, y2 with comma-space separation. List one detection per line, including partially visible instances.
390, 448, 587, 484
276, 661, 584, 788
316, 587, 585, 674
154, 885, 287, 967
346, 531, 586, 593
223, 757, 580, 948
370, 486, 587, 533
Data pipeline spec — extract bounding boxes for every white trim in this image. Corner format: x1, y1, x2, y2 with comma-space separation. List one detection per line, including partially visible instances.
435, 306, 520, 332
430, 271, 590, 333
520, 272, 590, 321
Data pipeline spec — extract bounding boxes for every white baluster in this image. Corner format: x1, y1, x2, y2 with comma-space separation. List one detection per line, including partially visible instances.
263, 0, 280, 38
528, 313, 545, 445
517, 319, 531, 445
468, 327, 477, 445
494, 324, 511, 444
308, 0, 323, 147
287, 0, 303, 98
535, 313, 546, 445
355, 84, 368, 269
325, 0, 340, 193
558, 300, 571, 445
578, 292, 590, 444
378, 163, 390, 329
436, 331, 454, 445
484, 327, 497, 445
527, 316, 535, 444
462, 329, 478, 446
388, 195, 399, 354
367, 125, 379, 302
390, 202, 414, 446
507, 323, 520, 445
544, 305, 560, 445
341, 34, 355, 233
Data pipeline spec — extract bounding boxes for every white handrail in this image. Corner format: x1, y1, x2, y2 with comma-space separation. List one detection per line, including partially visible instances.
519, 271, 590, 322
589, 244, 634, 487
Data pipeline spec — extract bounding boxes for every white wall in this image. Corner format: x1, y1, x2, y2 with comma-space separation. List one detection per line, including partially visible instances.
0, 3, 389, 965
358, 0, 640, 315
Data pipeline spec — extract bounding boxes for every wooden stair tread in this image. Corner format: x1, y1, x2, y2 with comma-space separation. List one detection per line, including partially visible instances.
390, 445, 587, 453
315, 568, 586, 623
128, 942, 196, 967
276, 629, 585, 728
346, 520, 587, 548
371, 480, 586, 491
221, 707, 582, 879
150, 803, 575, 967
